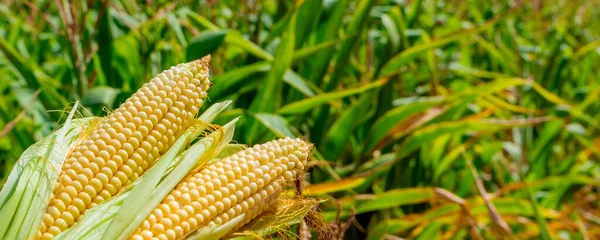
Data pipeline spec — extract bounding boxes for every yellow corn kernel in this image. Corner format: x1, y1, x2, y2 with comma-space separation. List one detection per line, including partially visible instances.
129, 137, 310, 240
38, 56, 212, 240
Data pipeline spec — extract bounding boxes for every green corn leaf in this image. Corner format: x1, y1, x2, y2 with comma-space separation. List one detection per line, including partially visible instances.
278, 78, 387, 115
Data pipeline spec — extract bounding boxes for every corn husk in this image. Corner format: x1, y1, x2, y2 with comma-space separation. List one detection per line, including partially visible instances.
0, 103, 94, 240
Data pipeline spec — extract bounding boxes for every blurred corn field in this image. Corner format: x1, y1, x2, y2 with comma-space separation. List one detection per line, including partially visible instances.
1, 0, 599, 239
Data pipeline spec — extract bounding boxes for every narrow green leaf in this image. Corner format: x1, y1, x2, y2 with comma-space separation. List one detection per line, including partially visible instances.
399, 118, 548, 158
573, 39, 600, 60
0, 37, 68, 112
278, 78, 387, 115
449, 62, 511, 79
184, 9, 219, 31
307, 0, 349, 84
112, 34, 143, 92
365, 99, 443, 153
253, 113, 297, 138
209, 62, 270, 99
292, 38, 342, 65
304, 177, 367, 196
263, 9, 294, 46
210, 63, 314, 99
294, 0, 323, 48
324, 92, 373, 161
379, 10, 511, 78
184, 9, 272, 61
187, 30, 228, 61
250, 12, 297, 113
324, 0, 374, 91
356, 188, 434, 214
283, 70, 315, 97
225, 31, 274, 61
167, 13, 187, 47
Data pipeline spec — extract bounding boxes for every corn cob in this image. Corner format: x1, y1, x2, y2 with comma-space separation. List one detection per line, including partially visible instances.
37, 56, 212, 240
129, 137, 310, 240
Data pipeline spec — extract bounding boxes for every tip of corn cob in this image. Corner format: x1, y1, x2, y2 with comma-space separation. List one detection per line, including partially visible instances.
37, 56, 213, 240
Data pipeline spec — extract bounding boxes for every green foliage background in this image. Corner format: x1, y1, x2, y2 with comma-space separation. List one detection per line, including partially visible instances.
1, 0, 599, 239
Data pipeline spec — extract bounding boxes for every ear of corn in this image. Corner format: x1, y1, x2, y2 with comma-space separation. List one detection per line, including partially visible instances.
38, 56, 212, 240
129, 137, 310, 240
53, 104, 236, 240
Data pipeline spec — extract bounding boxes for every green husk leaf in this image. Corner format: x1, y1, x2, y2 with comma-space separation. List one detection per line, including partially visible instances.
188, 213, 246, 240
215, 144, 248, 159
0, 103, 90, 240
199, 101, 233, 123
